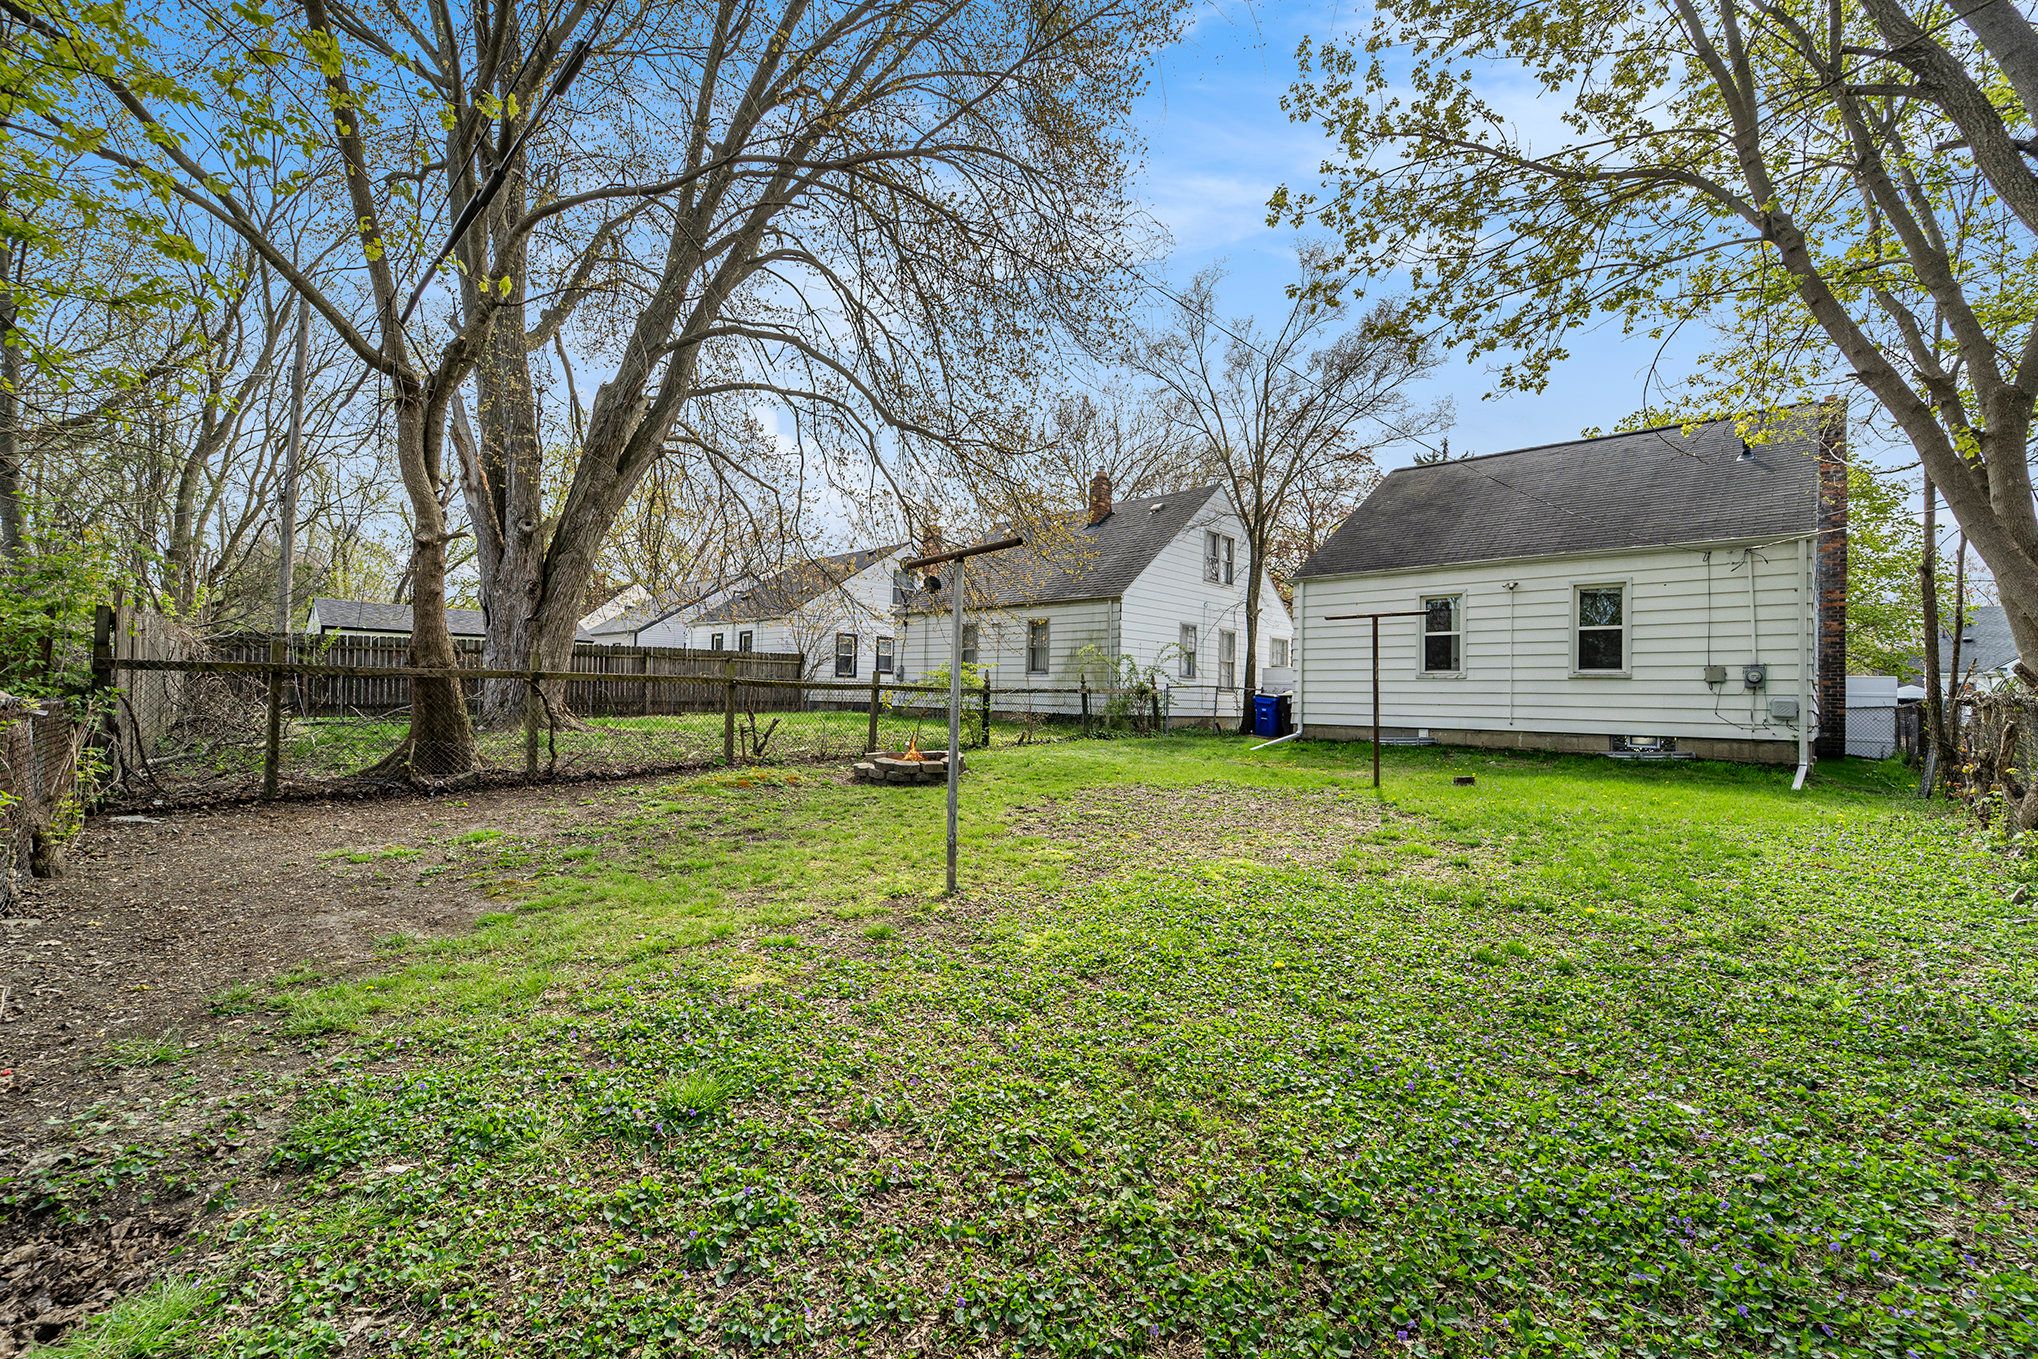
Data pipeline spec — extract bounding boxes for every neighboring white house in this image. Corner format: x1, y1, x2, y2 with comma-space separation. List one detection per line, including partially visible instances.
684, 545, 910, 678
306, 598, 598, 644
579, 581, 743, 648
1290, 411, 1849, 765
898, 477, 1295, 724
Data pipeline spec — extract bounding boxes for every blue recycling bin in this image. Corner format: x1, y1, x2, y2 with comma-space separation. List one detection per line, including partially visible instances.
1252, 692, 1285, 738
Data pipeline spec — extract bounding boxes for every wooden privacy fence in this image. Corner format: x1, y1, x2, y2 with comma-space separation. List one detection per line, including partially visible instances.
189, 627, 803, 716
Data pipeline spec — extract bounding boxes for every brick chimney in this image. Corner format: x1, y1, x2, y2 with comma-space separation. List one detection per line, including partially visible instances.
1087, 472, 1113, 526
1815, 398, 1848, 760
919, 523, 943, 560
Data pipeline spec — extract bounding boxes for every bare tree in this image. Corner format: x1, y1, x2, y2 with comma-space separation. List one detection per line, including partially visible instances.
1128, 259, 1445, 722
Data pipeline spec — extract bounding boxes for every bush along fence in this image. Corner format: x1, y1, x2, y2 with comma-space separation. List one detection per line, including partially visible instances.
1, 692, 94, 911
87, 607, 1231, 810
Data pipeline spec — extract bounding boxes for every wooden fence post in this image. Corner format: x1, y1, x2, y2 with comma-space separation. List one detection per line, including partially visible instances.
866, 673, 882, 753
979, 677, 992, 747
723, 659, 738, 765
90, 604, 115, 693
262, 635, 286, 798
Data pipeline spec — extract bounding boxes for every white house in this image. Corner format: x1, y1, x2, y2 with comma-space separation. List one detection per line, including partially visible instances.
898, 477, 1295, 724
305, 598, 598, 644
579, 581, 743, 648
684, 545, 910, 678
1290, 411, 1848, 766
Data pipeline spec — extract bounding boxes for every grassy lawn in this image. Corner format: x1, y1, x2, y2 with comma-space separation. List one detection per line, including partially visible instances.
43, 738, 2038, 1356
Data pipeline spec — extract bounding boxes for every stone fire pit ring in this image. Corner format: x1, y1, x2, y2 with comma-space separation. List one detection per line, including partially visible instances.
852, 750, 963, 785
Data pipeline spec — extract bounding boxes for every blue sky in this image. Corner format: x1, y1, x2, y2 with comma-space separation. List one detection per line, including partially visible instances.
1130, 1, 1711, 472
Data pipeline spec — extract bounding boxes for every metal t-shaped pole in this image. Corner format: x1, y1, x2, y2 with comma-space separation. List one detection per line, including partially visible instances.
1323, 610, 1427, 787
903, 534, 1023, 892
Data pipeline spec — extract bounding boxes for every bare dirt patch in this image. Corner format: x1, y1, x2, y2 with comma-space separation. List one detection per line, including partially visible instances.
0, 777, 656, 1354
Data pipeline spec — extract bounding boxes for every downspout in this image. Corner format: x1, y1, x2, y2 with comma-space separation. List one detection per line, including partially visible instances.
1504, 581, 1518, 729
1794, 536, 1812, 789
1293, 580, 1307, 736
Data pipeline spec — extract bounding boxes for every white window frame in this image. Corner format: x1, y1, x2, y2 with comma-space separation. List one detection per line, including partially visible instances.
1026, 619, 1051, 674
834, 631, 858, 678
1203, 530, 1236, 585
1269, 637, 1291, 669
961, 622, 980, 666
874, 636, 895, 675
1572, 581, 1630, 676
1419, 594, 1464, 677
1218, 629, 1237, 689
1179, 623, 1198, 679
891, 570, 915, 610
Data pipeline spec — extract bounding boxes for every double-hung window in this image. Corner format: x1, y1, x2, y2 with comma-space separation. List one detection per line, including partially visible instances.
1421, 595, 1462, 674
1218, 630, 1237, 689
875, 636, 895, 675
737, 629, 753, 652
1026, 619, 1050, 674
1179, 623, 1198, 679
961, 622, 980, 666
1203, 531, 1236, 585
710, 632, 726, 652
1270, 637, 1291, 668
834, 631, 858, 678
1574, 584, 1627, 673
892, 570, 915, 609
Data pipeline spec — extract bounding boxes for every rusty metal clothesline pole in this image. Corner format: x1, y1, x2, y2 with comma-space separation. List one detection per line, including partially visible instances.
1322, 610, 1428, 788
903, 535, 1025, 894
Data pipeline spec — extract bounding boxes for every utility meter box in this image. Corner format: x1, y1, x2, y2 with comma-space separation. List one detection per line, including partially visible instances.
1743, 663, 1768, 689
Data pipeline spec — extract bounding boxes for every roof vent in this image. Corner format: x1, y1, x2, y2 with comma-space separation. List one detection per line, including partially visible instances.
1737, 440, 1755, 460
1148, 500, 1165, 512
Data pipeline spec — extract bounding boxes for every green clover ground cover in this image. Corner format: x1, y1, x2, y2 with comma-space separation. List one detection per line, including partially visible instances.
45, 740, 2038, 1357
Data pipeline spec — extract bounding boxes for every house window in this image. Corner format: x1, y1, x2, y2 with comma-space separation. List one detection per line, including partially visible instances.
961, 622, 980, 666
1179, 623, 1198, 679
1203, 531, 1236, 585
1421, 595, 1462, 674
1270, 637, 1291, 668
834, 631, 858, 678
892, 570, 915, 609
738, 629, 752, 652
710, 632, 725, 651
1026, 619, 1050, 674
1219, 629, 1237, 689
875, 636, 895, 675
1575, 584, 1627, 673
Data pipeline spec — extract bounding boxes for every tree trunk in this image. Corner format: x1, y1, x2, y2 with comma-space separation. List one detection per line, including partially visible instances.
1238, 549, 1262, 733
366, 394, 479, 780
0, 226, 22, 559
1919, 477, 1954, 773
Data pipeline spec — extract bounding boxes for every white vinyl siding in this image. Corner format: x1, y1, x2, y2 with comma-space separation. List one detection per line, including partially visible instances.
1294, 540, 1816, 749
901, 599, 1114, 714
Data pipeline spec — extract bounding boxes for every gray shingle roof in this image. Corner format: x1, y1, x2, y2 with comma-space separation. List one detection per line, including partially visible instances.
1294, 415, 1825, 580
905, 484, 1224, 613
692, 546, 902, 624
1942, 605, 2018, 677
309, 598, 597, 642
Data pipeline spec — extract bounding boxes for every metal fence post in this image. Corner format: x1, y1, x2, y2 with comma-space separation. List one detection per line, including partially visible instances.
723, 659, 738, 765
1080, 677, 1091, 735
867, 672, 882, 753
262, 635, 286, 798
980, 677, 992, 747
